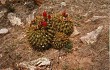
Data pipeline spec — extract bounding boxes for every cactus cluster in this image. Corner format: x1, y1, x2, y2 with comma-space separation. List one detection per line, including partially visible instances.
27, 10, 73, 51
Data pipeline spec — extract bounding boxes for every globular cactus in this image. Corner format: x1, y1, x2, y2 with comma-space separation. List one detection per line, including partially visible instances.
27, 29, 54, 51
53, 11, 73, 36
52, 32, 71, 50
27, 11, 55, 51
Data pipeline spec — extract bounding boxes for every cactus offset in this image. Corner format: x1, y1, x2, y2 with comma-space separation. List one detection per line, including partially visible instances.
53, 11, 73, 36
52, 32, 70, 50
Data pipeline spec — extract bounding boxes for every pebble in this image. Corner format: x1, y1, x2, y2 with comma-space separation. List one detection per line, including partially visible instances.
0, 28, 8, 34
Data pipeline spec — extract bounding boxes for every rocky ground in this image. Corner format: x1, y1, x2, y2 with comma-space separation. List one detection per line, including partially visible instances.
0, 0, 109, 70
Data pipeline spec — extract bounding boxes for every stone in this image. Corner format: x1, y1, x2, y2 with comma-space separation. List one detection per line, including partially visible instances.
61, 2, 66, 6
0, 9, 7, 18
80, 26, 103, 44
70, 26, 80, 37
35, 57, 51, 66
18, 57, 51, 70
7, 13, 24, 26
0, 28, 8, 34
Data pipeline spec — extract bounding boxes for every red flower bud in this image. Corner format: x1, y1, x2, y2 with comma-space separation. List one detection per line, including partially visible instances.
48, 14, 51, 19
41, 21, 47, 27
43, 11, 47, 17
62, 10, 68, 17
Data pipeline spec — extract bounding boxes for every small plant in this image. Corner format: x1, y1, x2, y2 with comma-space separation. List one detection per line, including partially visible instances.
63, 41, 73, 53
27, 10, 73, 51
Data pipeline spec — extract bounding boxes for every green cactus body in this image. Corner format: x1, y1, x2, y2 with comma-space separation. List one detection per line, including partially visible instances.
57, 20, 73, 35
53, 14, 73, 36
27, 12, 56, 51
52, 32, 70, 50
27, 28, 54, 51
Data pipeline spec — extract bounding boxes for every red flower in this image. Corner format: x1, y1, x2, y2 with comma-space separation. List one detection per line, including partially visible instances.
48, 14, 51, 19
62, 10, 68, 17
41, 21, 47, 27
43, 11, 47, 17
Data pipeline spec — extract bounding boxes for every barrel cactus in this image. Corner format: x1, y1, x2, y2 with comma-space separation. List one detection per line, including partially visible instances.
53, 11, 73, 36
27, 11, 55, 51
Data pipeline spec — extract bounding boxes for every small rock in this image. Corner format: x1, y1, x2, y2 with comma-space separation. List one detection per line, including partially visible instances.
61, 2, 66, 6
85, 16, 107, 23
0, 28, 8, 34
80, 26, 103, 44
8, 13, 24, 26
18, 57, 50, 70
0, 9, 7, 18
70, 26, 80, 37
33, 57, 51, 66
